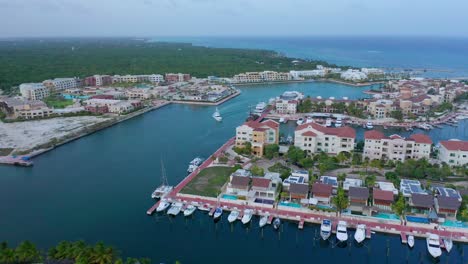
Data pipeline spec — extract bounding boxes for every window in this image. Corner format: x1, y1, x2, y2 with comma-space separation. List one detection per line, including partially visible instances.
450, 153, 456, 157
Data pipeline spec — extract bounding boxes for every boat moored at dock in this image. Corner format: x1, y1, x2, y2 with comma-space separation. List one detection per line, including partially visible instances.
213, 207, 223, 220
426, 234, 442, 258
259, 214, 269, 228
354, 224, 366, 243
325, 118, 332, 127
408, 235, 415, 248
335, 117, 342, 127
151, 160, 173, 199
241, 209, 253, 224
273, 218, 281, 230
156, 200, 171, 213
336, 221, 348, 242
228, 210, 240, 223
320, 219, 332, 240
183, 205, 196, 216
296, 117, 304, 125
167, 202, 183, 216
444, 237, 453, 253
366, 121, 373, 129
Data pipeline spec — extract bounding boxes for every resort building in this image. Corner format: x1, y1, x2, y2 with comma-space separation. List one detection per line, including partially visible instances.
438, 140, 468, 166
274, 99, 298, 114
372, 189, 394, 212
340, 69, 367, 81
320, 176, 338, 190
232, 71, 291, 83
311, 183, 333, 206
348, 187, 370, 215
366, 99, 396, 119
290, 69, 326, 79
108, 101, 134, 114
165, 73, 190, 83
84, 75, 112, 87
363, 131, 432, 162
235, 119, 280, 157
400, 179, 426, 197
0, 98, 52, 119
43, 78, 80, 91
282, 174, 307, 191
434, 197, 461, 220
294, 122, 356, 155
19, 83, 50, 100
408, 193, 434, 215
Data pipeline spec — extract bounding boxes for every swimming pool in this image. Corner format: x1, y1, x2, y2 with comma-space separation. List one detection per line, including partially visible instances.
443, 220, 468, 228
279, 201, 301, 208
406, 216, 430, 224
316, 204, 334, 210
222, 194, 238, 200
373, 213, 400, 221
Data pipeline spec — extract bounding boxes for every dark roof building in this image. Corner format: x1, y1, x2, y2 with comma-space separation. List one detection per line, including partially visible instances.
410, 193, 434, 208
349, 187, 369, 200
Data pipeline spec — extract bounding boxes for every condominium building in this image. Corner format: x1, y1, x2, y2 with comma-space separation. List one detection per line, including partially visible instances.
19, 83, 50, 100
367, 99, 397, 119
363, 131, 432, 162
84, 75, 112, 87
275, 99, 298, 114
0, 98, 52, 119
232, 71, 291, 83
165, 73, 190, 83
340, 69, 367, 81
290, 70, 326, 79
235, 119, 280, 157
43, 78, 79, 91
438, 140, 468, 166
294, 122, 356, 155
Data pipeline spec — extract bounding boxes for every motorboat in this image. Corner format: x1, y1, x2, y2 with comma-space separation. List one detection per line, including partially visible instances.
187, 164, 198, 174
167, 202, 183, 216
325, 118, 332, 127
273, 218, 281, 230
426, 233, 442, 258
213, 108, 222, 122
354, 224, 366, 243
213, 207, 223, 219
151, 160, 173, 199
156, 200, 171, 212
335, 117, 342, 127
227, 210, 239, 223
198, 204, 210, 211
336, 221, 348, 242
296, 117, 304, 125
279, 117, 285, 123
306, 116, 313, 124
254, 102, 267, 114
443, 237, 453, 253
320, 219, 332, 240
408, 235, 415, 248
259, 214, 269, 228
190, 157, 204, 166
241, 209, 253, 224
366, 121, 373, 129
183, 205, 196, 217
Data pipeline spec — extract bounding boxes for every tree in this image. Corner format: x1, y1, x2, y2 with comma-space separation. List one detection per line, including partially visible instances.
298, 157, 314, 169
264, 144, 279, 159
14, 241, 41, 263
332, 187, 349, 215
287, 146, 305, 164
369, 159, 382, 170
337, 172, 346, 182
385, 171, 400, 186
251, 165, 264, 176
390, 110, 404, 121
91, 242, 115, 264
392, 194, 406, 216
365, 175, 376, 188
336, 152, 350, 164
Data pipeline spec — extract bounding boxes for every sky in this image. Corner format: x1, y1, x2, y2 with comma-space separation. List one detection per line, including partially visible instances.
1, 0, 468, 37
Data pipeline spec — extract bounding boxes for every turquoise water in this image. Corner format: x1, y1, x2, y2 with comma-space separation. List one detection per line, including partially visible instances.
373, 213, 400, 221
316, 204, 334, 210
222, 194, 238, 200
443, 220, 468, 229
279, 202, 301, 208
406, 216, 430, 224
0, 82, 467, 263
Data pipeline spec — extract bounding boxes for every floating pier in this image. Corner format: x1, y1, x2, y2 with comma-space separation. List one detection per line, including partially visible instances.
147, 200, 161, 215
208, 208, 215, 217
267, 215, 273, 224
366, 227, 372, 239
400, 232, 407, 244
298, 219, 304, 230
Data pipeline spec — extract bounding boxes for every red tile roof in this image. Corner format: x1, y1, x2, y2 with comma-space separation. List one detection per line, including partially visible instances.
252, 177, 271, 188
389, 134, 404, 140
364, 130, 386, 140
440, 140, 468, 151
409, 134, 432, 144
244, 119, 279, 130
302, 131, 317, 137
312, 183, 333, 196
230, 176, 250, 187
373, 188, 394, 201
296, 123, 356, 139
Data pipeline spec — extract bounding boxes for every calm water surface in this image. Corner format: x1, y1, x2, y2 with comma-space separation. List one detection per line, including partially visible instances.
0, 82, 467, 263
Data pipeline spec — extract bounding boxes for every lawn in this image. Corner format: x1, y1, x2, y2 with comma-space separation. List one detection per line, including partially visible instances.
0, 148, 14, 156
180, 166, 234, 197
44, 96, 74, 109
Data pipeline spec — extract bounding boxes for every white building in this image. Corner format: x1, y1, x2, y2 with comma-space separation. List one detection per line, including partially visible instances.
290, 70, 326, 79
83, 98, 122, 107
19, 83, 50, 100
275, 99, 298, 114
340, 69, 368, 81
438, 140, 468, 166
148, 74, 164, 83
294, 122, 356, 155
343, 178, 363, 191
376, 181, 399, 195
43, 78, 79, 91
108, 101, 134, 114
232, 71, 291, 83
361, 68, 384, 75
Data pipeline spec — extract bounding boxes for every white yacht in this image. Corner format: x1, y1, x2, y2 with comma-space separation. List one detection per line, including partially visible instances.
320, 219, 332, 240
279, 117, 285, 123
254, 102, 267, 114
259, 214, 269, 228
408, 235, 415, 248
213, 207, 223, 220
187, 164, 198, 174
156, 200, 171, 212
190, 157, 204, 166
354, 224, 366, 243
241, 209, 253, 224
426, 234, 442, 258
335, 117, 343, 127
167, 202, 183, 216
443, 237, 453, 253
325, 118, 332, 127
306, 116, 313, 124
366, 121, 374, 129
273, 218, 281, 230
183, 205, 196, 217
212, 108, 222, 122
296, 117, 304, 125
336, 221, 348, 242
151, 160, 173, 199
227, 210, 239, 223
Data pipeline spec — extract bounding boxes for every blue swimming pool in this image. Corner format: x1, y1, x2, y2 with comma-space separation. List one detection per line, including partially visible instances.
279, 201, 301, 208
222, 194, 238, 200
443, 220, 468, 228
406, 216, 430, 224
373, 213, 400, 221
316, 204, 334, 210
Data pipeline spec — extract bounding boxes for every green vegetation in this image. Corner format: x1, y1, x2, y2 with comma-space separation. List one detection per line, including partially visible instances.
44, 95, 74, 109
0, 39, 339, 94
332, 186, 349, 215
390, 110, 403, 121
455, 92, 468, 102
392, 194, 406, 216
233, 142, 252, 155
395, 158, 453, 180
268, 162, 291, 180
364, 174, 377, 187
180, 166, 234, 197
313, 152, 340, 175
264, 144, 279, 159
250, 165, 265, 176
432, 102, 453, 113
0, 148, 14, 156
458, 195, 468, 221
0, 240, 149, 264
287, 146, 306, 164
296, 99, 365, 118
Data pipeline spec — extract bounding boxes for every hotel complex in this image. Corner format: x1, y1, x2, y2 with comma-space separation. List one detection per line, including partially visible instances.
235, 119, 280, 157
294, 123, 356, 155
438, 140, 468, 166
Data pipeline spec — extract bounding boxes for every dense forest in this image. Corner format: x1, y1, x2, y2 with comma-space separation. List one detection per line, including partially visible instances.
0, 38, 339, 94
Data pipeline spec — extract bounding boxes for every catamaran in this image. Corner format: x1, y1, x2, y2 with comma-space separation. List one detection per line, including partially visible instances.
167, 202, 183, 216
354, 224, 366, 243
213, 108, 222, 122
259, 214, 269, 228
151, 160, 173, 199
408, 235, 415, 248
273, 218, 281, 230
213, 207, 223, 220
426, 233, 442, 258
183, 205, 196, 217
336, 221, 348, 242
241, 209, 253, 224
320, 219, 332, 240
156, 199, 171, 212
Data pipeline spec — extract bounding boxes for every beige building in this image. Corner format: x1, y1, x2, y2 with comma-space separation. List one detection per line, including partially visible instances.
367, 99, 396, 119
0, 98, 53, 119
294, 122, 356, 155
19, 83, 50, 100
275, 99, 298, 114
438, 140, 468, 166
232, 71, 291, 83
363, 130, 432, 162
108, 101, 134, 114
43, 78, 79, 91
235, 119, 280, 157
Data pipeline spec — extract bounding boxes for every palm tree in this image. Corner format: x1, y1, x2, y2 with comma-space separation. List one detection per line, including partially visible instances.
14, 240, 40, 263
91, 242, 115, 264
0, 248, 16, 264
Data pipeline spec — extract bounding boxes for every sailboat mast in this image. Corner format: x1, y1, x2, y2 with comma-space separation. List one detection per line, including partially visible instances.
161, 159, 168, 186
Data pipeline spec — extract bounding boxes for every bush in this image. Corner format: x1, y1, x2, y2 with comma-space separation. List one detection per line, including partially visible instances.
251, 165, 264, 176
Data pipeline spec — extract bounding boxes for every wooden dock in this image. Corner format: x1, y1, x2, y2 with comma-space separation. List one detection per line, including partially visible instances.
238, 210, 244, 220
267, 215, 274, 224
400, 232, 407, 244
298, 219, 304, 230
147, 201, 160, 215
366, 227, 372, 239
208, 208, 215, 217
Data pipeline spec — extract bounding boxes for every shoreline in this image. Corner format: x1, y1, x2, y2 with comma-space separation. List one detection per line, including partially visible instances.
171, 90, 241, 106
232, 79, 382, 87
318, 78, 386, 87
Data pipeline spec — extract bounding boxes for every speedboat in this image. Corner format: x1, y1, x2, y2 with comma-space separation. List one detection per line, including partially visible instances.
227, 210, 239, 223
183, 205, 196, 217
335, 117, 342, 127
443, 237, 453, 253
426, 233, 442, 258
190, 157, 204, 166
167, 202, 183, 216
241, 209, 253, 224
151, 185, 173, 199
296, 117, 304, 125
279, 117, 285, 123
306, 116, 313, 124
212, 108, 222, 122
336, 221, 348, 242
198, 204, 210, 211
156, 200, 171, 212
273, 218, 281, 230
213, 207, 223, 220
366, 121, 373, 129
187, 164, 198, 174
254, 102, 267, 114
325, 118, 332, 127
408, 235, 415, 248
259, 214, 269, 228
320, 219, 332, 240
354, 224, 366, 243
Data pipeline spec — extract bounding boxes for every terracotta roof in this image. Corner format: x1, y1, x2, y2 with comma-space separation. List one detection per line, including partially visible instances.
409, 134, 432, 144
251, 177, 271, 188
290, 183, 309, 195
244, 119, 279, 130
230, 176, 250, 187
312, 183, 333, 196
373, 188, 394, 201
296, 123, 356, 139
364, 130, 386, 140
440, 140, 468, 151
437, 197, 461, 210
410, 193, 434, 208
302, 131, 317, 137
389, 134, 404, 140
349, 187, 369, 200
